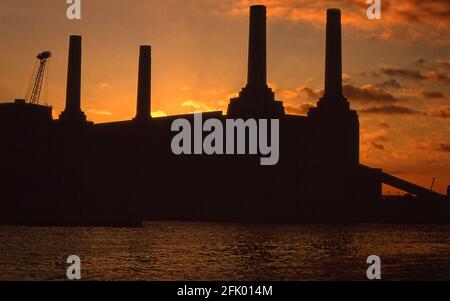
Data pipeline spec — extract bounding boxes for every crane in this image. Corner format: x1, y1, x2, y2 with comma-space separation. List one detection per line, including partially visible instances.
26, 51, 52, 105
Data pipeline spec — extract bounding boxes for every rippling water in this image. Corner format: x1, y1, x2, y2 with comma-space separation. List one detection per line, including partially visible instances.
0, 222, 449, 280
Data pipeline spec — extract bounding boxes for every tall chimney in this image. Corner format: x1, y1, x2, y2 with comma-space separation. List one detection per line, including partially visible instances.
227, 5, 285, 117
247, 5, 267, 89
323, 9, 344, 101
60, 35, 86, 122
135, 45, 151, 120
65, 35, 82, 114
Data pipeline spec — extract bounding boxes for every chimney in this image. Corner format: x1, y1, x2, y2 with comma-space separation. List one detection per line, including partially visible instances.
247, 5, 267, 89
60, 35, 86, 122
323, 9, 344, 101
227, 5, 285, 117
135, 45, 151, 120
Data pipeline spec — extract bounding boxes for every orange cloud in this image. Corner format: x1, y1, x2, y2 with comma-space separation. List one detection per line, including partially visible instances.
429, 106, 450, 119
152, 111, 168, 118
343, 84, 397, 103
220, 0, 450, 44
407, 138, 450, 154
285, 103, 315, 115
181, 99, 220, 113
360, 105, 425, 115
87, 109, 114, 116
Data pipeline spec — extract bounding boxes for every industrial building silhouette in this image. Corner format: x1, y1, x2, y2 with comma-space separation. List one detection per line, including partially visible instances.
0, 6, 448, 226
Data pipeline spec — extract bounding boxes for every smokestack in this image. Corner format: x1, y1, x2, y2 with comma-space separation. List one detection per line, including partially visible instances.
323, 9, 344, 101
65, 35, 82, 114
135, 45, 151, 120
227, 4, 285, 117
60, 35, 86, 122
247, 5, 267, 88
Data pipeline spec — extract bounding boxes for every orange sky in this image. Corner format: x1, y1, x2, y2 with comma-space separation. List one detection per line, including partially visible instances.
0, 0, 449, 194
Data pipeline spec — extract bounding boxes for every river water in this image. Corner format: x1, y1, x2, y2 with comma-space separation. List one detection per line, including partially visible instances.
0, 222, 449, 280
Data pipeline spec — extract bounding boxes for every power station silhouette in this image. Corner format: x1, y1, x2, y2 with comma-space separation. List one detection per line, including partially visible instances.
0, 6, 448, 226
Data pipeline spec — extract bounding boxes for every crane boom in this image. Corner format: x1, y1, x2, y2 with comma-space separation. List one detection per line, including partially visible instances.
27, 51, 52, 105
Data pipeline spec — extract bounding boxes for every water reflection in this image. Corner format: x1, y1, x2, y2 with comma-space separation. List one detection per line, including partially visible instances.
0, 223, 449, 280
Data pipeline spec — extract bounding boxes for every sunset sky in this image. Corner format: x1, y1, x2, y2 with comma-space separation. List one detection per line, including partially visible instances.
0, 0, 449, 194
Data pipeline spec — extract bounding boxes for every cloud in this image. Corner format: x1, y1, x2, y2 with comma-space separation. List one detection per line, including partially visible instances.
152, 111, 167, 117
415, 58, 426, 65
369, 135, 389, 151
354, 71, 367, 77
426, 70, 450, 83
270, 84, 320, 104
342, 73, 351, 83
437, 59, 450, 69
376, 79, 402, 89
381, 66, 450, 84
97, 83, 113, 90
439, 144, 450, 153
408, 139, 450, 154
87, 109, 114, 116
268, 84, 320, 115
267, 83, 321, 115
278, 89, 299, 100
380, 67, 427, 81
374, 135, 389, 143
371, 72, 381, 78
221, 0, 450, 44
297, 87, 320, 102
343, 84, 397, 103
371, 142, 385, 151
181, 99, 215, 112
360, 127, 391, 157
360, 105, 425, 115
379, 122, 390, 128
429, 106, 450, 119
421, 91, 446, 99
285, 103, 315, 115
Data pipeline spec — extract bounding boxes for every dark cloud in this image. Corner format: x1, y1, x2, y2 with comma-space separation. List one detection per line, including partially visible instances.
437, 60, 450, 69
381, 66, 450, 83
370, 136, 389, 151
379, 122, 390, 128
360, 105, 426, 115
297, 87, 319, 102
375, 135, 389, 143
376, 79, 402, 89
421, 91, 446, 99
381, 67, 427, 81
430, 106, 450, 119
427, 70, 450, 83
343, 84, 397, 103
371, 72, 381, 78
371, 142, 385, 151
415, 58, 425, 65
439, 144, 450, 153
409, 139, 450, 153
